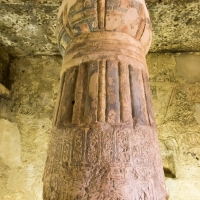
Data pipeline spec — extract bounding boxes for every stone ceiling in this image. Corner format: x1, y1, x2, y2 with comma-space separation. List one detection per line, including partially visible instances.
0, 0, 200, 57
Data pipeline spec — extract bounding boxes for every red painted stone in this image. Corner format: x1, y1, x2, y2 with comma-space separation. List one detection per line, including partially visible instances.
43, 1, 167, 199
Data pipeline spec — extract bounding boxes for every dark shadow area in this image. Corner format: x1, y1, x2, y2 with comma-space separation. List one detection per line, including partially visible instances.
164, 167, 176, 178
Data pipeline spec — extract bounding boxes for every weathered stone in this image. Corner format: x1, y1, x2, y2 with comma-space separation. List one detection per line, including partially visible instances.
1, 1, 200, 56
0, 47, 10, 97
1, 52, 200, 199
1, 0, 200, 199
0, 119, 21, 168
175, 53, 200, 84
0, 83, 10, 97
147, 52, 200, 200
43, 1, 167, 199
0, 56, 61, 200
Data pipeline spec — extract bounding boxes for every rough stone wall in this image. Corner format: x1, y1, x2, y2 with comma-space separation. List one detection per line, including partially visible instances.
1, 53, 200, 199
147, 53, 200, 200
0, 56, 61, 200
1, 1, 200, 56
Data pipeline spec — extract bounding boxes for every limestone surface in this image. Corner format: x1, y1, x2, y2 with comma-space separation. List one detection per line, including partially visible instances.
0, 119, 21, 168
1, 1, 200, 56
147, 52, 200, 200
43, 0, 167, 199
0, 0, 200, 199
0, 53, 200, 199
0, 56, 61, 200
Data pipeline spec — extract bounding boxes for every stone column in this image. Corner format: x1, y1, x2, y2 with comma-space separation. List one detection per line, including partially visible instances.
43, 0, 167, 199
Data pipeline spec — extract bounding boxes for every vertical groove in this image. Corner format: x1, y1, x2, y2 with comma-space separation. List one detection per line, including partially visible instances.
135, 4, 146, 40
129, 65, 149, 125
56, 70, 69, 126
105, 60, 108, 122
97, 0, 106, 29
142, 70, 155, 126
139, 69, 149, 126
81, 64, 89, 124
142, 71, 151, 126
84, 61, 99, 123
83, 63, 90, 122
104, 0, 108, 28
72, 64, 87, 124
118, 62, 121, 122
105, 60, 109, 123
98, 60, 106, 122
92, 62, 99, 122
54, 72, 66, 126
57, 66, 78, 126
119, 62, 132, 123
129, 65, 135, 120
106, 60, 120, 123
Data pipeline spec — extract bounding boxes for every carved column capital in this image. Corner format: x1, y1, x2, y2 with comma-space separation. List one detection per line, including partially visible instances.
43, 1, 167, 199
57, 0, 152, 56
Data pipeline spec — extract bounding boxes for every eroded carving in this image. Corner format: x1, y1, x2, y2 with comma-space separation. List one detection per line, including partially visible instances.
44, 125, 166, 200
43, 1, 167, 199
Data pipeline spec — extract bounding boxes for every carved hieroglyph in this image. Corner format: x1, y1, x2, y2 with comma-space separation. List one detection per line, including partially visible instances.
43, 1, 167, 199
147, 53, 200, 199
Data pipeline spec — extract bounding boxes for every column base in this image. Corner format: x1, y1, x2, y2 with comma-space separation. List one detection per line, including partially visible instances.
43, 123, 167, 200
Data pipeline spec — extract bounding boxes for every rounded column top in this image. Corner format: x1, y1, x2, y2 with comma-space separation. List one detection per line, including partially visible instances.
57, 0, 152, 56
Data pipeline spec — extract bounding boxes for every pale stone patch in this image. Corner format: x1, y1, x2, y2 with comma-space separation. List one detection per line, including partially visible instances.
0, 119, 22, 191
195, 103, 200, 124
0, 83, 10, 97
0, 119, 21, 168
58, 0, 78, 18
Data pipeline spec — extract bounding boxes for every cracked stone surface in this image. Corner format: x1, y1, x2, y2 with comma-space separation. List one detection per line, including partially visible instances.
43, 1, 167, 199
1, 1, 200, 200
0, 0, 200, 56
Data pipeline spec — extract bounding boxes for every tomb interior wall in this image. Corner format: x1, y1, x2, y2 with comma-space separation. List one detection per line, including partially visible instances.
0, 53, 200, 199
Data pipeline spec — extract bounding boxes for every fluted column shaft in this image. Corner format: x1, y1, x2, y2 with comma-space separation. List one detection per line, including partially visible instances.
43, 1, 167, 199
